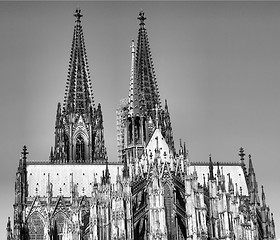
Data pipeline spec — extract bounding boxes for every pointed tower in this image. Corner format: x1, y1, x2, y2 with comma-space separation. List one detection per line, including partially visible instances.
13, 146, 29, 240
51, 9, 106, 163
6, 217, 12, 240
119, 10, 175, 162
247, 154, 260, 205
133, 10, 161, 114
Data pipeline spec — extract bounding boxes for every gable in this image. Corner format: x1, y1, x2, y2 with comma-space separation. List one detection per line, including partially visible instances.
146, 129, 171, 163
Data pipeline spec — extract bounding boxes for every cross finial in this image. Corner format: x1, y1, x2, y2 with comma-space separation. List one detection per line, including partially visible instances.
74, 8, 83, 23
21, 145, 29, 162
239, 147, 245, 162
138, 10, 146, 26
131, 39, 135, 53
209, 153, 214, 180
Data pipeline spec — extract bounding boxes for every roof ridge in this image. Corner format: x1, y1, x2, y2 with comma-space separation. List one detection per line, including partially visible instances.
190, 161, 241, 166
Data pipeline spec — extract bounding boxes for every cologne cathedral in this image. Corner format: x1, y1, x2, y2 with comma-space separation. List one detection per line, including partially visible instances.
7, 9, 276, 240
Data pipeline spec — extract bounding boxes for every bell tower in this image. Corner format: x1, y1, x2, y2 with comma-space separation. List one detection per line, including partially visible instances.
50, 9, 107, 163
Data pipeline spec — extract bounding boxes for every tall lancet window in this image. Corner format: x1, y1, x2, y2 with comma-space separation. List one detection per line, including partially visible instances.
27, 212, 44, 240
164, 184, 172, 239
128, 117, 133, 144
135, 116, 141, 144
64, 133, 70, 163
143, 118, 146, 142
76, 135, 85, 162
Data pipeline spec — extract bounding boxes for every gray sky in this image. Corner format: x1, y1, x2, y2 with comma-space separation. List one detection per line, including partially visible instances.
0, 1, 279, 237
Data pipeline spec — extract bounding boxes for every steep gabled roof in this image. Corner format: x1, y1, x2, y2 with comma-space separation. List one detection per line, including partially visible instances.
63, 8, 94, 114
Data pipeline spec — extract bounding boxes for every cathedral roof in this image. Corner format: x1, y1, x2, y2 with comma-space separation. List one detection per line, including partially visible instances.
128, 10, 161, 116
189, 163, 249, 195
26, 163, 122, 198
63, 8, 94, 114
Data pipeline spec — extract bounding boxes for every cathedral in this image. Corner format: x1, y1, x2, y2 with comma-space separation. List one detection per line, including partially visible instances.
6, 9, 276, 240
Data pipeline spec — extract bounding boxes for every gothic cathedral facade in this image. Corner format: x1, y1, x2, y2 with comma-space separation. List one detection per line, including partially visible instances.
7, 9, 276, 240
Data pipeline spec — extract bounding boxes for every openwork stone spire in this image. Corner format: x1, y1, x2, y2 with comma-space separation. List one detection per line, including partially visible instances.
130, 10, 161, 116
63, 8, 94, 114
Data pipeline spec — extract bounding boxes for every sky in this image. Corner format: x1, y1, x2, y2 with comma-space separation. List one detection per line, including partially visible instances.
0, 1, 280, 238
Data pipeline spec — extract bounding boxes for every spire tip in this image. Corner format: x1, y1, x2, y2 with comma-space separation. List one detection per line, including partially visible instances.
74, 8, 83, 22
138, 10, 146, 25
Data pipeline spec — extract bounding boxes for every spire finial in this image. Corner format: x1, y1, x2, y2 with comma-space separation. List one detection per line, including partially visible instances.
209, 154, 214, 180
248, 154, 254, 174
217, 162, 220, 176
239, 147, 245, 162
203, 174, 206, 188
235, 183, 239, 196
104, 157, 110, 183
21, 145, 29, 162
183, 142, 187, 159
138, 10, 146, 26
261, 185, 266, 207
74, 8, 83, 23
7, 217, 11, 229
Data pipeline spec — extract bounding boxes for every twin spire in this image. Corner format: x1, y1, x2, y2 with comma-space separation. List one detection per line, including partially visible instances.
55, 9, 171, 163
64, 9, 160, 116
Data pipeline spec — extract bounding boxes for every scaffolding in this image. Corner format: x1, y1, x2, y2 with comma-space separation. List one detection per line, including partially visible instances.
116, 98, 128, 162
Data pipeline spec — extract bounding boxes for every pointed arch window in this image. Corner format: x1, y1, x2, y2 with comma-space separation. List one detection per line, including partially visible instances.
27, 212, 44, 240
76, 135, 85, 162
143, 117, 146, 142
54, 213, 67, 240
135, 116, 141, 144
128, 117, 133, 144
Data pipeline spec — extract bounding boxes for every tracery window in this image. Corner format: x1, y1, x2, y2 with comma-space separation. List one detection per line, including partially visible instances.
164, 184, 172, 239
81, 199, 90, 235
27, 212, 44, 240
76, 135, 85, 162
